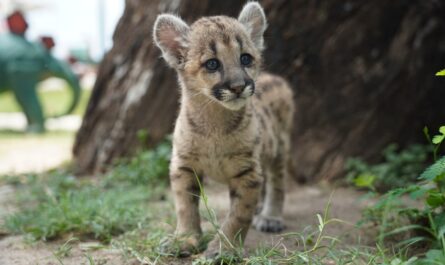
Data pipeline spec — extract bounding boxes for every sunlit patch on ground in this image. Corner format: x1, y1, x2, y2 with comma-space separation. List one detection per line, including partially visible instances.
0, 130, 74, 174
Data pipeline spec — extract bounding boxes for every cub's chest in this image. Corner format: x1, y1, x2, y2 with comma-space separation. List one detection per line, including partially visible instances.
180, 135, 256, 182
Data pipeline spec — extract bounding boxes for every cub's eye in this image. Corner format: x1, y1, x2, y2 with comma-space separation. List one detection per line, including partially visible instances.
205, 59, 220, 71
240, 53, 253, 66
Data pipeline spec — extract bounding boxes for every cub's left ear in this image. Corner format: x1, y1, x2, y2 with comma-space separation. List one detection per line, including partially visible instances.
238, 2, 267, 51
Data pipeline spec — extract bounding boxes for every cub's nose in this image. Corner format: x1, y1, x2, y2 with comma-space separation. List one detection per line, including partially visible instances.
229, 85, 245, 94
228, 79, 247, 95
227, 79, 254, 96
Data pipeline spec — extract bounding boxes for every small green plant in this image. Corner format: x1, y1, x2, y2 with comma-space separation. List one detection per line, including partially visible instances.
53, 237, 79, 262
346, 144, 430, 192
358, 125, 445, 264
104, 136, 171, 187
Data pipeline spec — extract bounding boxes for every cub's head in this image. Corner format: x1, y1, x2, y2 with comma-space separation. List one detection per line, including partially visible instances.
153, 2, 267, 110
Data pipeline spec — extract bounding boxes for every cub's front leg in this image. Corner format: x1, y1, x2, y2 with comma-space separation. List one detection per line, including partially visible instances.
167, 165, 202, 257
204, 167, 262, 258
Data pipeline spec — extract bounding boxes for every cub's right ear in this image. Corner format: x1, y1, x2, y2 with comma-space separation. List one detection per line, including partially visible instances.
153, 14, 189, 69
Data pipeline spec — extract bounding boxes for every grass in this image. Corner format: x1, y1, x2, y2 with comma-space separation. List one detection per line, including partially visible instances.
115, 193, 399, 265
347, 126, 445, 265
0, 87, 91, 116
345, 144, 430, 192
2, 139, 171, 242
1, 172, 408, 264
5, 174, 156, 242
4, 171, 149, 241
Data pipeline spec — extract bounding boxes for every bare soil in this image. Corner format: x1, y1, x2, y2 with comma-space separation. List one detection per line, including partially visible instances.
0, 179, 375, 265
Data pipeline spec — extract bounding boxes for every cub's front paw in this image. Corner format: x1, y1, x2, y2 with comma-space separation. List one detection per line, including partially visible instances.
203, 238, 223, 260
202, 238, 241, 262
160, 234, 201, 257
253, 215, 285, 233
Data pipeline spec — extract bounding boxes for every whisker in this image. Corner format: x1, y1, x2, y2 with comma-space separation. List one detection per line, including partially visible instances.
188, 91, 204, 98
201, 97, 216, 111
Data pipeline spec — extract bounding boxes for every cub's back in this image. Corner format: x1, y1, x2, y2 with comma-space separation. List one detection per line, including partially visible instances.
254, 72, 295, 133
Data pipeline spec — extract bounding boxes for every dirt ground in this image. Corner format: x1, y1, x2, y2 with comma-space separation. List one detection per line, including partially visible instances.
0, 180, 374, 265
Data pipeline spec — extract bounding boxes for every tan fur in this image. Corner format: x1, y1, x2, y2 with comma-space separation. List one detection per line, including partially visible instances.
153, 2, 294, 258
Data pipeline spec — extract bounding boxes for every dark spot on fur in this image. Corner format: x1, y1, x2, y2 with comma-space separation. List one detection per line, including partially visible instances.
232, 167, 254, 179
186, 110, 206, 135
186, 183, 201, 203
244, 203, 253, 210
236, 216, 252, 225
262, 83, 272, 92
260, 77, 284, 93
268, 139, 273, 148
210, 40, 217, 56
230, 189, 242, 200
263, 107, 271, 117
259, 116, 266, 129
209, 17, 226, 32
225, 109, 245, 134
235, 34, 243, 50
227, 150, 253, 159
244, 179, 261, 189
222, 33, 231, 44
276, 111, 284, 124
186, 184, 199, 193
178, 166, 195, 175
177, 153, 190, 160
237, 108, 254, 132
169, 174, 182, 181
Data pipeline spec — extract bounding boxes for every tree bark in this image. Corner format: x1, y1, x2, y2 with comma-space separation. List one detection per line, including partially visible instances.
73, 0, 445, 181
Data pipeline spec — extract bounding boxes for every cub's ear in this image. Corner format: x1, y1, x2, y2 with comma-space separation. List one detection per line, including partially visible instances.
153, 14, 189, 68
238, 2, 267, 51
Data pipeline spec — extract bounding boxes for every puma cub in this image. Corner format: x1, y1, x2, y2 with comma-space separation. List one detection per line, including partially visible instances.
153, 2, 294, 258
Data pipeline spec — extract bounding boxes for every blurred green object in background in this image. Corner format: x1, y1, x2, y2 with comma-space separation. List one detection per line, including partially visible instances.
0, 11, 81, 133
0, 88, 91, 117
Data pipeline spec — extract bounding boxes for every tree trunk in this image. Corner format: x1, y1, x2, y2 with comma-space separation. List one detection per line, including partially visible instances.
73, 0, 445, 181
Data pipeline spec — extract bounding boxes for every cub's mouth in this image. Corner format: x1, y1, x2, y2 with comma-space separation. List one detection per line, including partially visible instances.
227, 97, 247, 103
217, 85, 255, 101
212, 80, 255, 102
218, 87, 255, 110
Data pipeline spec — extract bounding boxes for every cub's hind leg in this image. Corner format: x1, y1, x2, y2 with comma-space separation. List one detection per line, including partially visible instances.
253, 156, 287, 233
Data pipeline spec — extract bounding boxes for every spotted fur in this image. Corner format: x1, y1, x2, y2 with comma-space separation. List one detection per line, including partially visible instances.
153, 2, 294, 258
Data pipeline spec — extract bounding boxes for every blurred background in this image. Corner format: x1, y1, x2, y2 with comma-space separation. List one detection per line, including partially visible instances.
0, 0, 124, 60
0, 0, 124, 173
